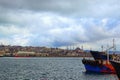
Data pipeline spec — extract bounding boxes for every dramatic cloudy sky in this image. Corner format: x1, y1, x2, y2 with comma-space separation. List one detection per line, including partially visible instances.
0, 0, 120, 50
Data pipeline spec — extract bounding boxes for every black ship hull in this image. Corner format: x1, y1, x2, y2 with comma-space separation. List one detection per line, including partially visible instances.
90, 51, 112, 60
110, 61, 120, 80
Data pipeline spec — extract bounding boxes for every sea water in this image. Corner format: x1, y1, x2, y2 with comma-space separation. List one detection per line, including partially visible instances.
0, 57, 117, 80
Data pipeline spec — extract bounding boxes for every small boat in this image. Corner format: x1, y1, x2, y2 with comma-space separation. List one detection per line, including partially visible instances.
110, 61, 120, 80
82, 59, 115, 74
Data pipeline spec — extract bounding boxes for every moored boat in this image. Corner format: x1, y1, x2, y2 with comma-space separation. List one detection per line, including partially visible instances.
82, 39, 116, 74
82, 59, 115, 74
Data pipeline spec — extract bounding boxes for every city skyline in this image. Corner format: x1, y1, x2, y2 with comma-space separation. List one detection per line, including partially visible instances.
0, 0, 120, 51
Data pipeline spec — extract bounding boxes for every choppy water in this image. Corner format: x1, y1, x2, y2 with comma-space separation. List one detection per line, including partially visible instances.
0, 57, 118, 80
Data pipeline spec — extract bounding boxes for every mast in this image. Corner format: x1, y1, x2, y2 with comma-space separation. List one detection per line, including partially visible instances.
107, 44, 109, 62
107, 38, 115, 62
113, 38, 115, 53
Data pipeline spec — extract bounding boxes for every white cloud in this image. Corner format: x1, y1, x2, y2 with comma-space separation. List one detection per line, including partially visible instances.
0, 10, 120, 50
12, 35, 30, 46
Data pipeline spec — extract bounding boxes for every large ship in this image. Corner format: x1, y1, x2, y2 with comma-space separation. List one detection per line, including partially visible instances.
82, 59, 115, 73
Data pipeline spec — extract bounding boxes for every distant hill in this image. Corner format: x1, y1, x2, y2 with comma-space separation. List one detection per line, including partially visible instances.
109, 51, 120, 54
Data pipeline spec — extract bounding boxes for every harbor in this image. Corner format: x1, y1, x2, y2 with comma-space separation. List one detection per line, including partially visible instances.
0, 0, 120, 80
0, 39, 120, 80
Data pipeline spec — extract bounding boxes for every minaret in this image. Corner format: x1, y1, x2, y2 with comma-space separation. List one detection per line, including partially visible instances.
81, 45, 83, 50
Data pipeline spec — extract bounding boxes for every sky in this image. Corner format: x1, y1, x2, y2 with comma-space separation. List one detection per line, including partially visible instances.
0, 0, 120, 51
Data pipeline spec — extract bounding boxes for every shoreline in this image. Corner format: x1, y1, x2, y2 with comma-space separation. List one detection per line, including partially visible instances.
1, 56, 92, 58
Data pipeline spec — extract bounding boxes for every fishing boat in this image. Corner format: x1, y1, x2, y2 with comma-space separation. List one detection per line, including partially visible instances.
90, 39, 115, 61
82, 59, 115, 73
82, 39, 116, 73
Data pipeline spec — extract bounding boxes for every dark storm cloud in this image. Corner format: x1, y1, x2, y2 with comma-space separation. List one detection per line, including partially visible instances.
0, 0, 75, 12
